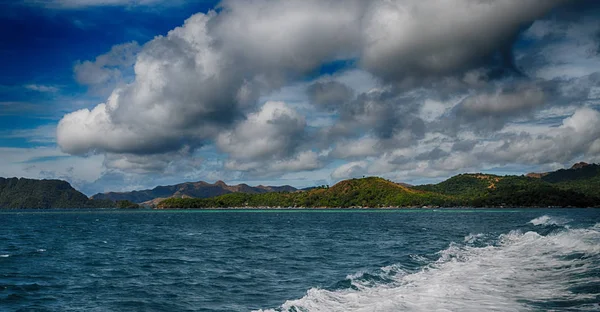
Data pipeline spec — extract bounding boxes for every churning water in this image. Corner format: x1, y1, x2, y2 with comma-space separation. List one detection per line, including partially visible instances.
1, 209, 599, 311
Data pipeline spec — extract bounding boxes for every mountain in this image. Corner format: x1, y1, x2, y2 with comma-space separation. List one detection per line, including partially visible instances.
159, 163, 600, 209
157, 177, 452, 208
3, 162, 600, 209
0, 178, 114, 209
91, 180, 298, 204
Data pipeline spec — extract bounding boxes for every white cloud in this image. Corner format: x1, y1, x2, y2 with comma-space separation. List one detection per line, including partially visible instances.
25, 84, 59, 93
269, 151, 321, 172
59, 0, 567, 157
331, 136, 380, 159
217, 101, 306, 161
74, 41, 140, 93
51, 0, 599, 187
331, 161, 368, 180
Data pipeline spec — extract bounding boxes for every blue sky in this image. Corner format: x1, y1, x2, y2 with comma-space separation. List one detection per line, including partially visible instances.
1, 0, 600, 196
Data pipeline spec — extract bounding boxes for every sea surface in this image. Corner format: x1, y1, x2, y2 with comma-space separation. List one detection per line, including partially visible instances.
0, 208, 599, 312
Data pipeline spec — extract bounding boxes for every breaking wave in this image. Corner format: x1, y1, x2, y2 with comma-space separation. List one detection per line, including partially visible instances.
529, 215, 571, 226
258, 222, 600, 312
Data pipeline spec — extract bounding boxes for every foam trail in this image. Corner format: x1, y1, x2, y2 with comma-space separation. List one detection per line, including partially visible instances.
529, 215, 571, 226
257, 225, 600, 312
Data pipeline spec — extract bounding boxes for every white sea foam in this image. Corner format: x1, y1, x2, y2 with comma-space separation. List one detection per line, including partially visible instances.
408, 254, 429, 264
0, 254, 9, 258
529, 215, 571, 226
37, 249, 46, 252
257, 225, 600, 312
463, 233, 488, 244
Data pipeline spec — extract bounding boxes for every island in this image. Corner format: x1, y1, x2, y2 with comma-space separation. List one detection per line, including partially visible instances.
2, 162, 599, 209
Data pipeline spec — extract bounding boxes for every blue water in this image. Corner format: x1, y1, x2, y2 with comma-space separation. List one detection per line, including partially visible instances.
0, 209, 599, 312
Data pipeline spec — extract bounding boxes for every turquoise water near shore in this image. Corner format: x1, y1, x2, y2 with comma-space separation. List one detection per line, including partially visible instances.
1, 208, 599, 311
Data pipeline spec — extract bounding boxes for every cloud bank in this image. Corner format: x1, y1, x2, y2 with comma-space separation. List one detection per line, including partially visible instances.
55, 0, 600, 187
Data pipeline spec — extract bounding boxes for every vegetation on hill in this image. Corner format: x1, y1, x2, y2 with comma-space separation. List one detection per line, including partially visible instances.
416, 174, 598, 207
160, 169, 600, 208
0, 178, 114, 209
3, 162, 600, 209
158, 177, 453, 208
527, 163, 600, 198
541, 164, 600, 198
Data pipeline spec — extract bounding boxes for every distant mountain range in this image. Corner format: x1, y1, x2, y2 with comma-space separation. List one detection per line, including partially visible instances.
160, 162, 600, 209
2, 162, 600, 209
91, 180, 297, 205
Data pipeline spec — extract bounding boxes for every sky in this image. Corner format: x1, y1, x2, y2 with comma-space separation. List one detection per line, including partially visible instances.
1, 0, 600, 196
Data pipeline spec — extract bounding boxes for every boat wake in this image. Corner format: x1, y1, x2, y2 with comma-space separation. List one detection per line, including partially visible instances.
258, 218, 600, 312
529, 215, 571, 226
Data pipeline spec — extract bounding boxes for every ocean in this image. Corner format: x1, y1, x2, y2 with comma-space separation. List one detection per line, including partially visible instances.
0, 208, 599, 311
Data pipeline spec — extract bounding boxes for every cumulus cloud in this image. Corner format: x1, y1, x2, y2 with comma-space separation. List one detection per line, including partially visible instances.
216, 101, 306, 162
483, 107, 600, 164
361, 0, 566, 81
55, 0, 597, 185
356, 107, 600, 180
103, 146, 201, 174
74, 42, 140, 93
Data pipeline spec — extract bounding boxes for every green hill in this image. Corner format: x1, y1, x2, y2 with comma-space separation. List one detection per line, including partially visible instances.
0, 178, 114, 209
538, 163, 600, 198
4, 162, 600, 209
160, 169, 600, 209
416, 173, 599, 207
158, 177, 452, 208
414, 173, 499, 199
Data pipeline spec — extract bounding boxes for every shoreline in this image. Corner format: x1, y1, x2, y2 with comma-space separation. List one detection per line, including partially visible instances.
1, 206, 597, 211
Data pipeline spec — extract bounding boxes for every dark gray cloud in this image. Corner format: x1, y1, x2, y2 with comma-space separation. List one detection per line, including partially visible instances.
307, 81, 354, 111
415, 147, 450, 161
338, 89, 424, 140
452, 83, 546, 132
451, 140, 478, 153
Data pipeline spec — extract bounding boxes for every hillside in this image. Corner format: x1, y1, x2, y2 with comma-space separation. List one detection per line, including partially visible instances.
0, 178, 114, 209
91, 180, 297, 203
527, 163, 600, 198
160, 165, 600, 208
3, 162, 600, 209
157, 177, 452, 208
415, 172, 599, 207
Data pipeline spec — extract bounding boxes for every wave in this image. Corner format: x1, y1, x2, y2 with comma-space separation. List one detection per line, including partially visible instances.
257, 224, 600, 312
529, 215, 571, 226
